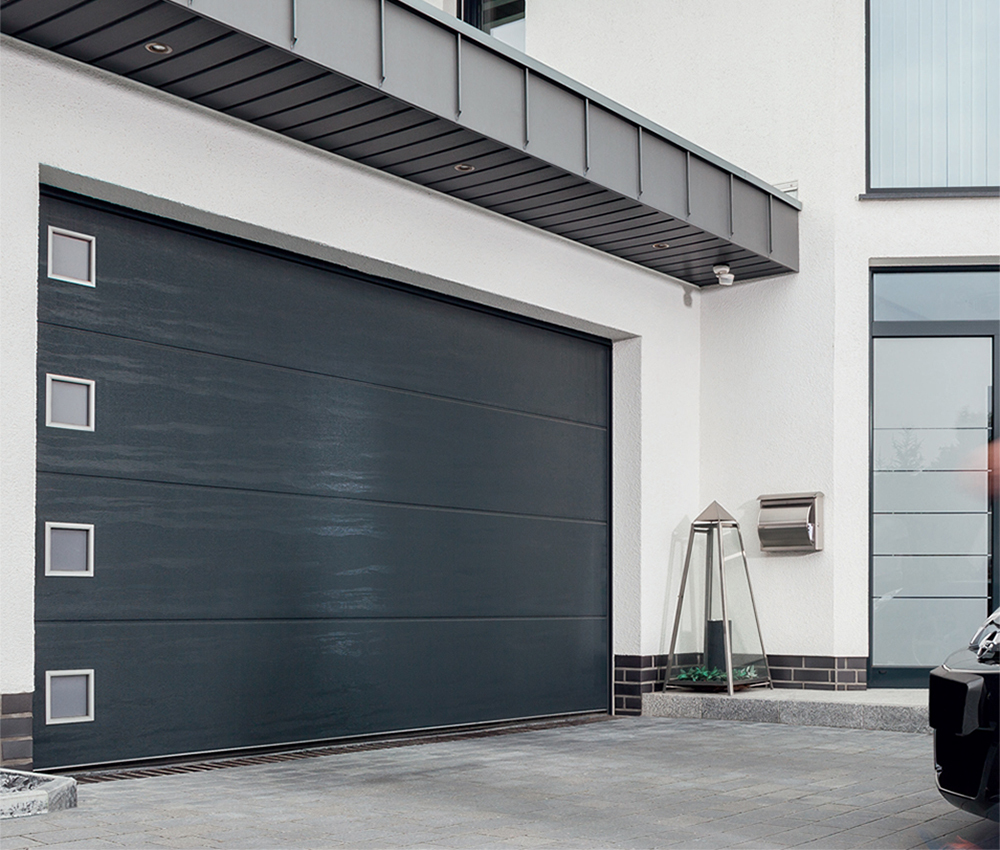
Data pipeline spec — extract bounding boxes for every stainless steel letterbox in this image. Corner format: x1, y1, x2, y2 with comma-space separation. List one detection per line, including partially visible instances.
757, 492, 823, 552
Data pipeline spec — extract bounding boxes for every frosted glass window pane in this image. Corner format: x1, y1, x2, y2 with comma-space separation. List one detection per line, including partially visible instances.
870, 0, 1000, 189
49, 380, 90, 427
49, 674, 89, 719
873, 470, 988, 513
873, 513, 988, 555
873, 337, 992, 428
49, 528, 90, 572
873, 270, 1000, 321
871, 597, 987, 666
50, 232, 92, 282
873, 556, 988, 597
873, 428, 989, 471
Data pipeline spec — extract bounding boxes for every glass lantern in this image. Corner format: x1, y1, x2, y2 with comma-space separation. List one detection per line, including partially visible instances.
665, 502, 772, 695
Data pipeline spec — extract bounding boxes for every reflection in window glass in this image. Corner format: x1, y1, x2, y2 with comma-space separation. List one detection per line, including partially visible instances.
873, 470, 988, 514
871, 267, 996, 677
872, 597, 987, 666
871, 334, 992, 668
462, 0, 525, 51
869, 0, 999, 189
873, 270, 1000, 322
873, 428, 989, 472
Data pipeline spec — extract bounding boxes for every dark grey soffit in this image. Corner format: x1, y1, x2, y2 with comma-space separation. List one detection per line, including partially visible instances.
0, 0, 800, 286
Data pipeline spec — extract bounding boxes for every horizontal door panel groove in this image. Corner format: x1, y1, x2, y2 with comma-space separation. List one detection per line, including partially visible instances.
38, 329, 608, 520
36, 474, 608, 621
35, 470, 610, 525
39, 195, 609, 427
36, 616, 609, 624
36, 322, 607, 432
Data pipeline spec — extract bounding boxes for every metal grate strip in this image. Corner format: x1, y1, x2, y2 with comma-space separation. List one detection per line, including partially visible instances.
69, 714, 611, 784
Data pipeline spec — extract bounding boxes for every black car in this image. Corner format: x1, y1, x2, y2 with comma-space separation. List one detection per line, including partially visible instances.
929, 609, 1000, 822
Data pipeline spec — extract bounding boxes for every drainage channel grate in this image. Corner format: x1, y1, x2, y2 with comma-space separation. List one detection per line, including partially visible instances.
71, 714, 611, 784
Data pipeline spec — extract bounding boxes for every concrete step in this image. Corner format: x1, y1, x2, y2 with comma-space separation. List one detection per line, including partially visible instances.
642, 688, 930, 733
1, 770, 77, 819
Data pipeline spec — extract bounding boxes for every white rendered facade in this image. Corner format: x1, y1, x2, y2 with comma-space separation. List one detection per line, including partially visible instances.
523, 0, 999, 662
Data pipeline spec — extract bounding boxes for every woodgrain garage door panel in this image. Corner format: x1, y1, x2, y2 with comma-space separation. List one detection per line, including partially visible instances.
35, 191, 610, 768
37, 326, 607, 520
39, 197, 608, 427
34, 617, 608, 767
36, 474, 608, 621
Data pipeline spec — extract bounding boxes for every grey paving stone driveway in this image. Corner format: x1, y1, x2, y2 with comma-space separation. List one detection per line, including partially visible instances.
2, 717, 997, 850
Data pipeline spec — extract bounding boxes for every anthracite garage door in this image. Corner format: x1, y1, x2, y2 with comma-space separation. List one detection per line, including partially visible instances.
34, 190, 610, 769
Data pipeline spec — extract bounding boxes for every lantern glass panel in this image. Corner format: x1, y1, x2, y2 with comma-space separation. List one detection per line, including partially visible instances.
668, 526, 730, 682
666, 504, 771, 692
720, 526, 769, 684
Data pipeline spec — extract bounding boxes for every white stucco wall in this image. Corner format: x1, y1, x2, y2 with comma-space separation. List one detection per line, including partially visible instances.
0, 36, 701, 693
527, 0, 1000, 657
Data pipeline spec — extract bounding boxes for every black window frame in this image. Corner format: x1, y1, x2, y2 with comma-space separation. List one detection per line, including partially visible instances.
868, 264, 1000, 688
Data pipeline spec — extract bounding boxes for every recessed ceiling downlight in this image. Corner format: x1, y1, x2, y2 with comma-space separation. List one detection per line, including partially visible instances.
145, 42, 173, 55
652, 242, 670, 249
454, 163, 476, 172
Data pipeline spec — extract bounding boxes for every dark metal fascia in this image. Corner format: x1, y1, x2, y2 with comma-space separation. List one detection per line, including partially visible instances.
157, 0, 800, 214
390, 0, 801, 212
5, 0, 800, 283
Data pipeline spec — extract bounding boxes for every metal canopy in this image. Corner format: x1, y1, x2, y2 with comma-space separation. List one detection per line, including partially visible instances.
1, 0, 800, 286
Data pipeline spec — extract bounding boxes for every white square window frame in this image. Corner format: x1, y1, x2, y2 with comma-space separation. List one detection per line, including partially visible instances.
47, 225, 96, 287
44, 522, 95, 577
45, 373, 96, 432
45, 669, 95, 725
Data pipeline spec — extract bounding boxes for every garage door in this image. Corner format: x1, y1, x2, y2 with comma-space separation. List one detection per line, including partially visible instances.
34, 190, 610, 769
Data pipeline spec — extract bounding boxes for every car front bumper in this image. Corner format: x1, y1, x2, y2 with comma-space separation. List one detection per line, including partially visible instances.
929, 663, 999, 821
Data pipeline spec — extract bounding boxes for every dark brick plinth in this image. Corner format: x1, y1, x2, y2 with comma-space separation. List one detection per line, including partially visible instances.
1, 692, 33, 771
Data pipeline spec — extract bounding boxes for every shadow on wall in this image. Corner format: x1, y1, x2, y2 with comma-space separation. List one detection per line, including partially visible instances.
736, 499, 763, 558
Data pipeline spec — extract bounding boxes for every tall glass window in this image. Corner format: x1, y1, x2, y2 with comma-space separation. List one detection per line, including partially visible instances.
869, 0, 1000, 191
871, 267, 999, 686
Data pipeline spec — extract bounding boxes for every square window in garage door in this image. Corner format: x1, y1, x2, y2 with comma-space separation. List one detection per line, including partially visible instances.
45, 670, 95, 724
47, 227, 95, 286
45, 374, 95, 431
